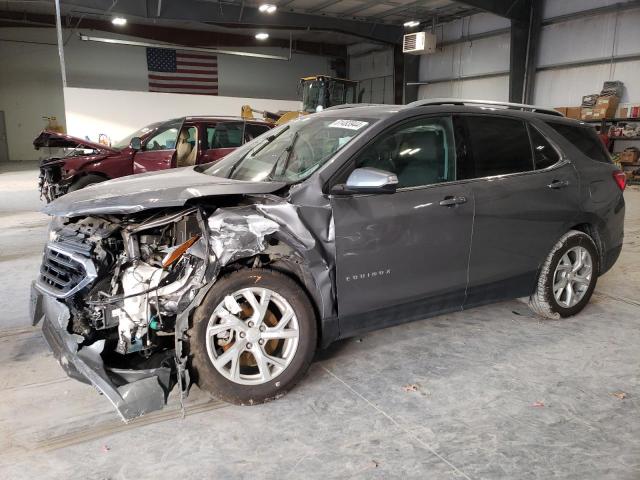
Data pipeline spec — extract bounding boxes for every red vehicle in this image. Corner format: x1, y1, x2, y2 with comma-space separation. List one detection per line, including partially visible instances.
35, 116, 272, 201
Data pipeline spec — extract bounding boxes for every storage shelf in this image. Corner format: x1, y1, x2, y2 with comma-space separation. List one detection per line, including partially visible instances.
583, 118, 640, 123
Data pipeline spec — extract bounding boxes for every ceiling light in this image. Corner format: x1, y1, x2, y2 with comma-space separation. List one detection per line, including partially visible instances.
112, 17, 127, 26
403, 20, 420, 28
255, 32, 269, 40
259, 4, 277, 13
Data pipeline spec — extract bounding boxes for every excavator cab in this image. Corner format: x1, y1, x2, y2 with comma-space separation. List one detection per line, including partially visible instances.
300, 75, 358, 113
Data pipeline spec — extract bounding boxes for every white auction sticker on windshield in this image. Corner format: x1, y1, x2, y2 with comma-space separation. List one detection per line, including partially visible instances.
328, 119, 369, 130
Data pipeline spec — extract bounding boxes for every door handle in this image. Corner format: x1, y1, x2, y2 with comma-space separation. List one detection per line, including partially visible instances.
548, 179, 569, 189
439, 195, 467, 207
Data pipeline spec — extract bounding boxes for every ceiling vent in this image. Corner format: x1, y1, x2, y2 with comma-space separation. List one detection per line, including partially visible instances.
403, 31, 437, 55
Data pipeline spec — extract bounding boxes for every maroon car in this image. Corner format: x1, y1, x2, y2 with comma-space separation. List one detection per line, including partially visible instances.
36, 116, 272, 201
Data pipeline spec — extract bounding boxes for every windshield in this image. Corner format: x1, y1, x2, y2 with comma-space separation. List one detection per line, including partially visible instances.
202, 115, 375, 184
111, 121, 169, 150
301, 81, 323, 113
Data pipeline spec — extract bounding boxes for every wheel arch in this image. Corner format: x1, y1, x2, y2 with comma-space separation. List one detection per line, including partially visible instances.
68, 171, 111, 187
218, 234, 337, 348
567, 221, 605, 274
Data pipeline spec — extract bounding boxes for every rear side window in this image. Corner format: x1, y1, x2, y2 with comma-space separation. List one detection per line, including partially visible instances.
547, 123, 610, 163
245, 123, 270, 142
458, 116, 533, 179
528, 125, 560, 169
205, 122, 244, 149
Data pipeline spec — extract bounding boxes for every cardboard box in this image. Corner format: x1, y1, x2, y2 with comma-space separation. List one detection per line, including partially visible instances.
566, 107, 582, 119
555, 107, 568, 116
593, 96, 620, 119
620, 148, 640, 165
581, 107, 595, 120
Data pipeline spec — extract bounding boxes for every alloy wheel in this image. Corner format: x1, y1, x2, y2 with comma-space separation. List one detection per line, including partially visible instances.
552, 246, 593, 308
205, 287, 300, 385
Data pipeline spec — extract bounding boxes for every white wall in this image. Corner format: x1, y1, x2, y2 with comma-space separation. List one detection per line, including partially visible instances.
348, 47, 394, 104
64, 87, 300, 145
0, 29, 65, 162
417, 13, 510, 101
534, 1, 640, 106
0, 27, 331, 161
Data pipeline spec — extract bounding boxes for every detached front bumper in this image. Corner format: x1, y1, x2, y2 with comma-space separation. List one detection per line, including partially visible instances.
31, 282, 172, 421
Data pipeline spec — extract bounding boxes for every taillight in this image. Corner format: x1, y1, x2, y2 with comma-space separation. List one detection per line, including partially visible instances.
613, 170, 626, 191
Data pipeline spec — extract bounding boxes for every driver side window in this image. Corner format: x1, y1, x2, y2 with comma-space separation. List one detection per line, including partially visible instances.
144, 127, 179, 151
355, 117, 456, 188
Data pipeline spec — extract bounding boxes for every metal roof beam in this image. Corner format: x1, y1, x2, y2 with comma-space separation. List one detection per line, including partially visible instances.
339, 0, 388, 17
56, 0, 403, 44
453, 0, 532, 22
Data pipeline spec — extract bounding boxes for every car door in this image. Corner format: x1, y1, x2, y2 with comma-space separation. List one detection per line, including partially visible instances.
200, 121, 245, 164
330, 116, 475, 337
133, 120, 181, 174
454, 115, 581, 306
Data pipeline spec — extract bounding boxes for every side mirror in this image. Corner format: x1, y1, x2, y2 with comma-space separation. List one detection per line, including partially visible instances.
332, 167, 398, 195
130, 137, 142, 151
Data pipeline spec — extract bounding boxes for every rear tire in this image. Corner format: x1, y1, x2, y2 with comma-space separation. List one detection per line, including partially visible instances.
68, 174, 105, 192
528, 230, 599, 319
189, 268, 317, 405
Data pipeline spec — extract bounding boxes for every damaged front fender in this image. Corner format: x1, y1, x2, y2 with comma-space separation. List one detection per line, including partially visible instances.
35, 193, 337, 421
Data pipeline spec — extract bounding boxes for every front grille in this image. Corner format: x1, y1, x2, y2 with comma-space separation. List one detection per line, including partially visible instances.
40, 248, 86, 294
38, 244, 97, 298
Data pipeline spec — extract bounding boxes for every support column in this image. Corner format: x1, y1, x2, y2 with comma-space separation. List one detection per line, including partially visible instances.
509, 0, 542, 103
403, 54, 420, 104
54, 0, 67, 88
393, 44, 404, 104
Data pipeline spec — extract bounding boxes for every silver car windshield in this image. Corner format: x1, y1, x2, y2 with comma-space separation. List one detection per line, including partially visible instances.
202, 116, 375, 183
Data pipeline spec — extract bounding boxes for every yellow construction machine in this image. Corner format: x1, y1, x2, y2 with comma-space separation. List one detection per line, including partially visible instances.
241, 75, 359, 125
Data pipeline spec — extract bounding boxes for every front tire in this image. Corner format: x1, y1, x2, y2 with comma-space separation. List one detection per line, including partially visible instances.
528, 230, 599, 319
189, 268, 317, 405
68, 174, 105, 192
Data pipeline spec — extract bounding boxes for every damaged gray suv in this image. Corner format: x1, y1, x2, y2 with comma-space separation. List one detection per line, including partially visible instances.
31, 99, 625, 420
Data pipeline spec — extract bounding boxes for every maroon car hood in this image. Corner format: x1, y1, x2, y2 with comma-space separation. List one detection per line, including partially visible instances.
33, 130, 119, 154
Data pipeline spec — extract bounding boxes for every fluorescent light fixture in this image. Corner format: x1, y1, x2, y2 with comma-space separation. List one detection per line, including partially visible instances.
259, 4, 277, 13
255, 32, 269, 40
403, 20, 420, 27
112, 17, 127, 26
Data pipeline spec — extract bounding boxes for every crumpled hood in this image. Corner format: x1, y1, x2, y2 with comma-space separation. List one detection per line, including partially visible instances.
44, 166, 287, 217
34, 130, 119, 154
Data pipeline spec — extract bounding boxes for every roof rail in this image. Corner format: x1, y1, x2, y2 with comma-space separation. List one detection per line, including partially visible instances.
323, 103, 389, 111
407, 98, 563, 117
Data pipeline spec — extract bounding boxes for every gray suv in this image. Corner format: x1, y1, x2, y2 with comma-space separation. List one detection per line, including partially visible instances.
31, 99, 625, 420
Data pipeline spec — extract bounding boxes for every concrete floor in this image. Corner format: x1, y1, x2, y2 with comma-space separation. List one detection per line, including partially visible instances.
0, 161, 638, 480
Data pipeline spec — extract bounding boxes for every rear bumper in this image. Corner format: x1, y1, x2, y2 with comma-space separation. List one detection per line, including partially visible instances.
31, 282, 171, 421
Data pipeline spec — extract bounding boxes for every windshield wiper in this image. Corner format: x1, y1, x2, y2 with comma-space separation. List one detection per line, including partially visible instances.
251, 126, 290, 157
267, 130, 300, 181
228, 126, 290, 179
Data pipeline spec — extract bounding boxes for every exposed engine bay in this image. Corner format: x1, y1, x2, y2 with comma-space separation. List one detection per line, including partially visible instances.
34, 129, 113, 202
33, 204, 305, 420
39, 159, 69, 203
60, 209, 207, 353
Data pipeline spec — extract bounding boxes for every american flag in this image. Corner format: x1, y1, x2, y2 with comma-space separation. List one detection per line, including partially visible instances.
146, 47, 218, 95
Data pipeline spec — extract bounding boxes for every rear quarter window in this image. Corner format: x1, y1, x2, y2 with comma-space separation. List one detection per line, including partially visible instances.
547, 122, 611, 163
